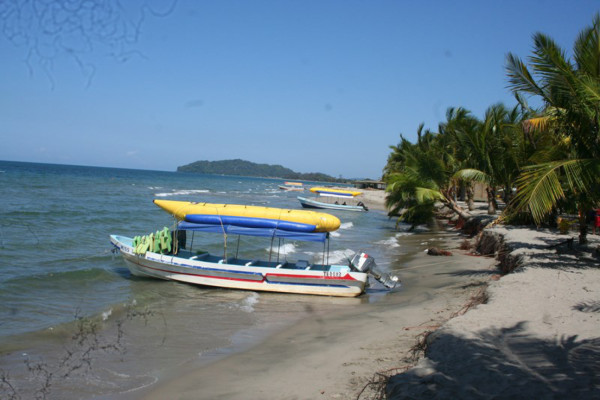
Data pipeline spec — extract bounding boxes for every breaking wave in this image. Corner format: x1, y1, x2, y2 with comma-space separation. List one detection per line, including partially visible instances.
154, 189, 210, 197
265, 243, 296, 255
306, 249, 355, 265
376, 237, 400, 248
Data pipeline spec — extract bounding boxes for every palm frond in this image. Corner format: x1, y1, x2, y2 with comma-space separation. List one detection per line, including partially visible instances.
509, 159, 597, 223
453, 168, 491, 184
573, 14, 600, 78
574, 74, 600, 104
414, 187, 445, 203
523, 116, 550, 132
510, 161, 566, 223
506, 53, 547, 100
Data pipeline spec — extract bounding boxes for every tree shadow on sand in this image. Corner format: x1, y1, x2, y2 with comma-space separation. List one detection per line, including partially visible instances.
387, 322, 600, 399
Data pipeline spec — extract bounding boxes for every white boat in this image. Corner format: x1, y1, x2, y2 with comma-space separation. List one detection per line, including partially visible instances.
278, 181, 304, 191
110, 200, 398, 297
298, 187, 368, 212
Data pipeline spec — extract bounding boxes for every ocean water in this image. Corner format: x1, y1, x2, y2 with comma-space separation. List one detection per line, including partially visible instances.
0, 160, 426, 399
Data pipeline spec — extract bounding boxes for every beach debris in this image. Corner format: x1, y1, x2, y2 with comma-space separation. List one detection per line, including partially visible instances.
451, 287, 489, 318
426, 247, 452, 256
459, 239, 472, 250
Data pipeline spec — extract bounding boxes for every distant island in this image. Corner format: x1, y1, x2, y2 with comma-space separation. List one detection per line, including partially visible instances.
177, 159, 349, 183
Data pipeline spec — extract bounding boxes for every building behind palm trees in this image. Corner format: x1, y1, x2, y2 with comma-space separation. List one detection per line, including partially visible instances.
353, 179, 386, 190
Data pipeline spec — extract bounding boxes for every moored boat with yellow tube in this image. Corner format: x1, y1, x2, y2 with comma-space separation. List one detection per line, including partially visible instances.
110, 200, 398, 297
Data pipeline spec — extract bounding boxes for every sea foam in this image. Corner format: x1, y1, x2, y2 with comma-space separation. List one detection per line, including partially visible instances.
376, 237, 400, 248
306, 249, 355, 265
339, 222, 354, 230
240, 292, 259, 313
154, 189, 210, 197
265, 243, 296, 255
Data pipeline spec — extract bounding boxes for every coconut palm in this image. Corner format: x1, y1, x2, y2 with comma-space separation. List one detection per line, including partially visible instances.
447, 104, 529, 214
439, 107, 483, 211
384, 124, 470, 228
506, 14, 600, 243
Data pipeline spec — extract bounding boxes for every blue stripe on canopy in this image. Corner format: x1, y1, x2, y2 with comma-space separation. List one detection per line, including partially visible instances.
314, 190, 355, 197
177, 221, 328, 243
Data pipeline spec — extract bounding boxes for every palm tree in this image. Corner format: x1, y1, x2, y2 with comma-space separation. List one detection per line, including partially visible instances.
506, 14, 600, 243
449, 104, 529, 214
384, 124, 470, 228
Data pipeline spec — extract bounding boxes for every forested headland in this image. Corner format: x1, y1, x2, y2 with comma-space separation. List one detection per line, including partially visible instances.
177, 159, 348, 183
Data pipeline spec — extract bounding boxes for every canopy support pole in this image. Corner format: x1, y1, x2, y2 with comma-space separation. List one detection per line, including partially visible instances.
277, 238, 281, 263
268, 235, 275, 262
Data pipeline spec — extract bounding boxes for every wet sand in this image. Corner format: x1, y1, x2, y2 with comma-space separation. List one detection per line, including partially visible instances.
141, 226, 497, 399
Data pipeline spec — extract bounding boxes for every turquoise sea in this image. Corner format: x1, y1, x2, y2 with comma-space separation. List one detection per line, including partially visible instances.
0, 160, 448, 399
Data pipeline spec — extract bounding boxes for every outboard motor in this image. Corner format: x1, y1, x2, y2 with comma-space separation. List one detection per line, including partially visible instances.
350, 252, 399, 289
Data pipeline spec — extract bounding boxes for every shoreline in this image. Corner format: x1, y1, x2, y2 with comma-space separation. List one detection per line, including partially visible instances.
141, 198, 600, 399
140, 223, 498, 399
357, 188, 388, 211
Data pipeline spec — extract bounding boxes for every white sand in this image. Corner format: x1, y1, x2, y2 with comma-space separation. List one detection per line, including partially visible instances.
357, 189, 387, 211
388, 227, 600, 399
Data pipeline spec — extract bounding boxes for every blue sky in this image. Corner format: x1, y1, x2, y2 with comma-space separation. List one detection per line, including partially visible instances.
1, 0, 599, 179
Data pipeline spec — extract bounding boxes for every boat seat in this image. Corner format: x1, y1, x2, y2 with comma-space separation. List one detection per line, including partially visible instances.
219, 257, 235, 264
296, 260, 310, 270
276, 261, 288, 269
245, 260, 258, 266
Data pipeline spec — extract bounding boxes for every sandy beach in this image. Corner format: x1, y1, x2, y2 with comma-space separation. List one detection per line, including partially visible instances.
357, 189, 389, 212
387, 226, 600, 399
140, 193, 600, 399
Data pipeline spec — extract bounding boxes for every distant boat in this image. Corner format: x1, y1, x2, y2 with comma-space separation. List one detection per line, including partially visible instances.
278, 181, 304, 191
298, 187, 368, 212
110, 200, 398, 297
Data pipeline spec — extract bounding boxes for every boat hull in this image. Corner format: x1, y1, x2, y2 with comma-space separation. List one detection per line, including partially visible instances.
297, 196, 367, 212
278, 185, 304, 191
111, 235, 367, 297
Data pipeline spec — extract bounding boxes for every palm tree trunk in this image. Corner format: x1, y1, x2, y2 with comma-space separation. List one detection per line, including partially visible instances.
443, 194, 472, 220
467, 183, 475, 211
578, 204, 589, 245
486, 186, 497, 214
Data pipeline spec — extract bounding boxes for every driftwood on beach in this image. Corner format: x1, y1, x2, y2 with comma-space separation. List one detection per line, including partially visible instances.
426, 247, 452, 256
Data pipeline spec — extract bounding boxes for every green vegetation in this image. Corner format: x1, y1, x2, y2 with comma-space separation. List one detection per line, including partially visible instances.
384, 15, 600, 244
177, 159, 347, 183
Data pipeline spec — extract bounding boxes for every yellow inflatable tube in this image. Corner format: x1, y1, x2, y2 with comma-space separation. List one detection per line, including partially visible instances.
153, 200, 341, 232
